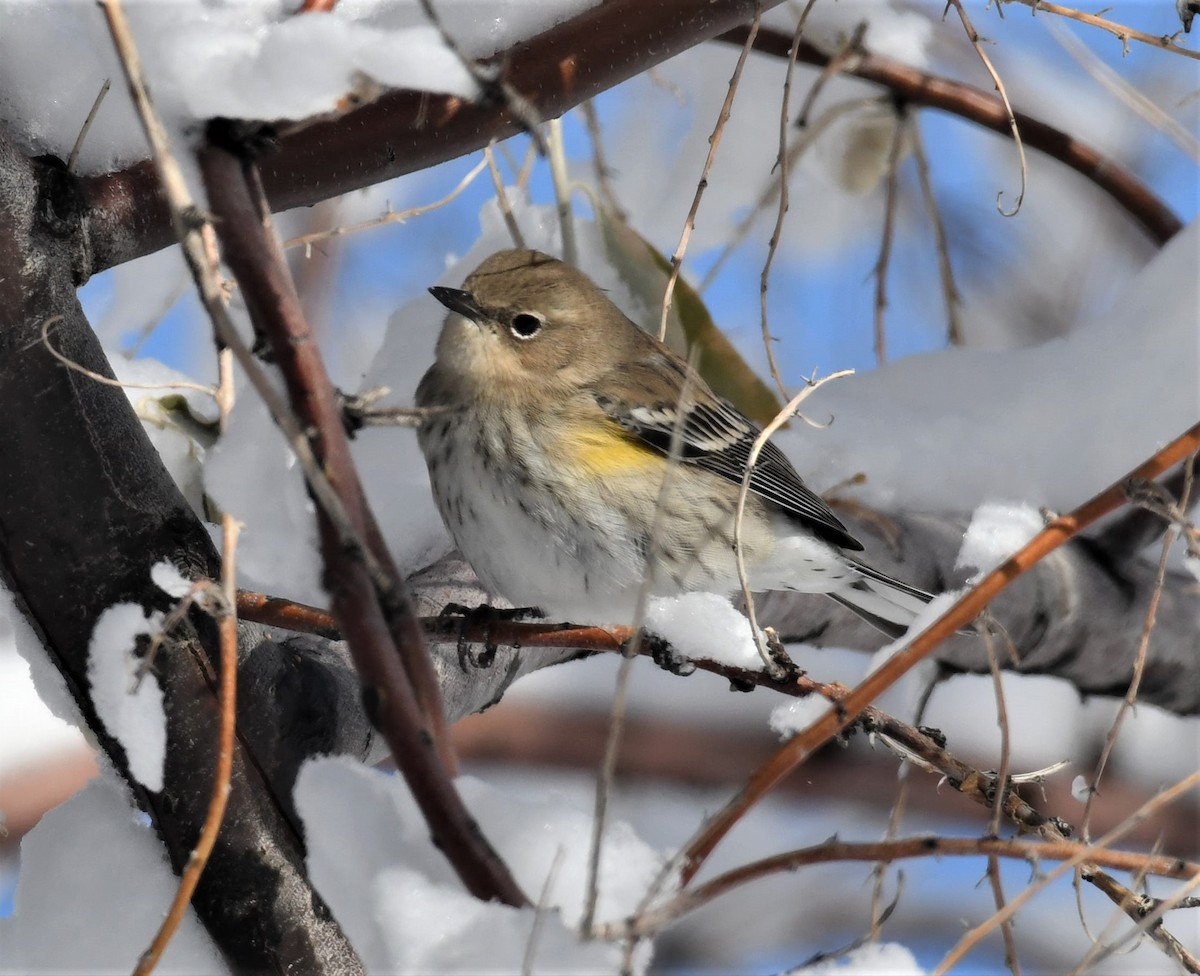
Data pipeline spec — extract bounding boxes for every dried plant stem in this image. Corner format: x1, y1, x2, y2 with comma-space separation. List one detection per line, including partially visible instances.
758, 0, 818, 398
871, 109, 907, 364
39, 315, 217, 398
698, 98, 875, 293
909, 120, 962, 345
133, 517, 240, 976
677, 419, 1200, 885
284, 156, 488, 252
607, 833, 1199, 939
657, 2, 762, 341
580, 359, 699, 936
580, 99, 626, 221
67, 79, 111, 173
999, 0, 1200, 61
1049, 21, 1200, 164
547, 116, 578, 265
945, 0, 1027, 216
733, 370, 853, 670
485, 142, 527, 248
933, 770, 1200, 975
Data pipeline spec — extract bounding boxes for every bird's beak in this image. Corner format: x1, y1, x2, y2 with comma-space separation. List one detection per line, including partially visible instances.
429, 286, 486, 323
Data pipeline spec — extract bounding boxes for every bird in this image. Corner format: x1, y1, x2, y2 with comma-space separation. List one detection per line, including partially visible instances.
415, 248, 932, 636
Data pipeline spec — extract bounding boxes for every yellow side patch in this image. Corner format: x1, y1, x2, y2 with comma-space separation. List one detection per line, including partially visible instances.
568, 422, 662, 478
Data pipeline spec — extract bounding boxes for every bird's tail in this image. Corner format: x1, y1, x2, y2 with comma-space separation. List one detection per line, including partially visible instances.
828, 559, 934, 639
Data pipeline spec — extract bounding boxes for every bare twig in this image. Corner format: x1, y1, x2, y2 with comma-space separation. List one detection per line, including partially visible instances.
580, 99, 626, 221
945, 0, 1027, 217
933, 770, 1200, 975
580, 356, 700, 936
715, 27, 1183, 245
698, 98, 876, 293
67, 79, 111, 174
733, 370, 853, 670
605, 834, 1199, 939
677, 419, 1200, 885
998, 0, 1200, 61
133, 517, 239, 976
40, 315, 217, 399
200, 143, 526, 905
980, 627, 1020, 975
759, 1, 818, 398
284, 156, 489, 253
871, 108, 906, 364
485, 142, 527, 248
909, 119, 963, 346
657, 2, 762, 341
547, 117, 577, 266
1048, 20, 1200, 165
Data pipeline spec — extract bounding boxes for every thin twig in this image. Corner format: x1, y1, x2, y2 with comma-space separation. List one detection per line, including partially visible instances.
284, 156, 489, 252
759, 1, 818, 399
795, 21, 867, 128
980, 626, 1020, 975
945, 0, 1027, 217
580, 356, 700, 936
871, 108, 907, 364
909, 119, 962, 346
733, 370, 853, 670
999, 0, 1200, 61
933, 770, 1200, 975
657, 2, 762, 342
1048, 20, 1200, 164
607, 833, 1199, 939
40, 315, 217, 399
485, 142, 526, 248
579, 99, 626, 221
523, 846, 566, 976
415, 0, 548, 154
715, 28, 1182, 245
547, 117, 577, 266
677, 419, 1200, 886
68, 79, 111, 174
133, 517, 239, 976
698, 98, 877, 294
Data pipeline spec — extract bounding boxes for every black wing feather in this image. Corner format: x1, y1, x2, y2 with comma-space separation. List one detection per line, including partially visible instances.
597, 389, 863, 552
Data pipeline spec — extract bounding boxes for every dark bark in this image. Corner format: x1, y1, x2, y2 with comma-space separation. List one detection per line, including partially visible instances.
0, 130, 362, 975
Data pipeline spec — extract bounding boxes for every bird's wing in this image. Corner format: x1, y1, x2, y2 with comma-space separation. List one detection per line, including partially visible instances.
594, 354, 863, 551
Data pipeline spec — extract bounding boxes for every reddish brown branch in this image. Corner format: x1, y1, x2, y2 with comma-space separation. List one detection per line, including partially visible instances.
199, 143, 525, 907
716, 26, 1183, 246
617, 836, 1200, 938
81, 0, 785, 274
678, 420, 1200, 884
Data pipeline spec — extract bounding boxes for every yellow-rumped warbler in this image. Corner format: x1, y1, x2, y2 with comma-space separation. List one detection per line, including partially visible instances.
416, 248, 931, 634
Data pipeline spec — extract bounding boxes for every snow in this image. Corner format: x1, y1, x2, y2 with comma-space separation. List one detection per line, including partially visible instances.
769, 695, 832, 739
0, 1, 599, 175
86, 603, 168, 793
150, 561, 194, 600
0, 585, 87, 771
955, 501, 1045, 580
294, 757, 661, 973
203, 383, 326, 606
646, 593, 764, 670
793, 941, 925, 975
3, 2, 1198, 972
0, 774, 225, 975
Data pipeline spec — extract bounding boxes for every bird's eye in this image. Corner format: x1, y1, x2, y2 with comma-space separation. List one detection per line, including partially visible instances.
510, 313, 543, 339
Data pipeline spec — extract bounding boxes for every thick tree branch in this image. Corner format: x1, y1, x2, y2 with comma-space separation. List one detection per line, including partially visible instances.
0, 128, 361, 974
79, 0, 786, 275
